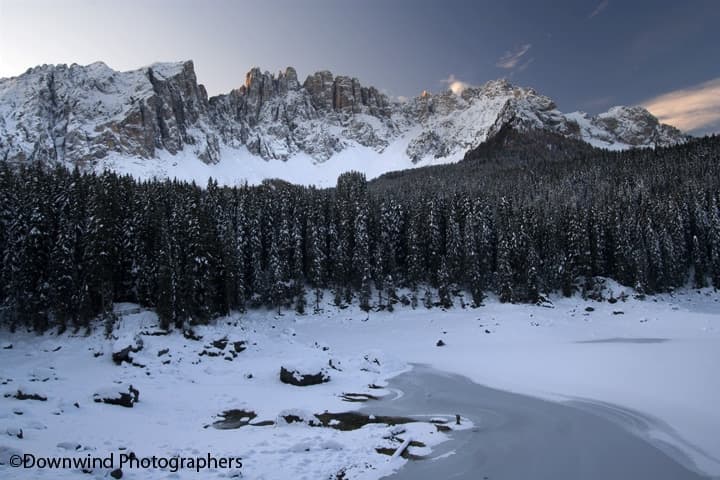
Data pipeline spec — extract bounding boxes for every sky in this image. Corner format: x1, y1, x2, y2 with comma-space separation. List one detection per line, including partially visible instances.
1, 0, 719, 135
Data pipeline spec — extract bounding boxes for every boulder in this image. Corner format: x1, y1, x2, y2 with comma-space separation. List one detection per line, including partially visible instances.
280, 366, 330, 387
111, 334, 143, 365
212, 409, 257, 430
5, 389, 47, 401
93, 385, 139, 408
183, 329, 202, 341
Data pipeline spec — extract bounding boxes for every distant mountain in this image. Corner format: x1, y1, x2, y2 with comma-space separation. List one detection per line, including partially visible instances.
0, 60, 687, 186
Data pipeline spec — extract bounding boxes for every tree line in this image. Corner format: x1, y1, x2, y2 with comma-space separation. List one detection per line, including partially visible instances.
1, 131, 719, 332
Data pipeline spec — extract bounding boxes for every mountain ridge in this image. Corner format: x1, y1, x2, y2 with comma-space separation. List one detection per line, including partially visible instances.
0, 60, 687, 185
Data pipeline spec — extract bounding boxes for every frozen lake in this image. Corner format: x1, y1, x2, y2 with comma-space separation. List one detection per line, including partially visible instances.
368, 365, 709, 480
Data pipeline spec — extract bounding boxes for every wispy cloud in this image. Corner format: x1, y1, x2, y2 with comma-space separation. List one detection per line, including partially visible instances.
496, 44, 532, 70
515, 57, 534, 73
642, 78, 720, 134
441, 74, 471, 95
589, 0, 609, 19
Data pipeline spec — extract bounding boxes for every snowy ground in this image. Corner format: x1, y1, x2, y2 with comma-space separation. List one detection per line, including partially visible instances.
97, 140, 469, 188
1, 283, 719, 479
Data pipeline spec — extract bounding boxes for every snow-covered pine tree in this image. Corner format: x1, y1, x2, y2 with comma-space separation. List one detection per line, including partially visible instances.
47, 170, 83, 331
437, 256, 452, 308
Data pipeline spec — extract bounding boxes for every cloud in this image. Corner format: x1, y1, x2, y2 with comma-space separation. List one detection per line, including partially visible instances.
496, 44, 532, 69
515, 57, 534, 73
441, 74, 471, 95
641, 78, 720, 134
589, 0, 609, 19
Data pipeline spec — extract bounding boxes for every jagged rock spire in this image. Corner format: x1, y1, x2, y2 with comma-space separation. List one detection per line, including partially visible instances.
0, 60, 686, 169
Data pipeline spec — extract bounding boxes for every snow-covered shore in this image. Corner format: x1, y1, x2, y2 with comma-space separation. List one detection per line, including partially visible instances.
1, 284, 719, 479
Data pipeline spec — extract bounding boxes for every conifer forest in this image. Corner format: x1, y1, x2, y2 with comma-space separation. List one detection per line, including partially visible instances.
2, 131, 719, 333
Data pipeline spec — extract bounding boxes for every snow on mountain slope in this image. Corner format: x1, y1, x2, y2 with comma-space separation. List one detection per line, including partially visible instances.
0, 61, 687, 185
97, 135, 470, 188
565, 106, 686, 151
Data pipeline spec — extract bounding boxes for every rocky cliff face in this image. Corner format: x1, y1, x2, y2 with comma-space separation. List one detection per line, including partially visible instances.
0, 61, 219, 166
0, 60, 687, 174
207, 67, 395, 160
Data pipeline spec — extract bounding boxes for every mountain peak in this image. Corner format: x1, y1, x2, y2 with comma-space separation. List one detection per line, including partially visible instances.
146, 59, 195, 77
0, 59, 688, 185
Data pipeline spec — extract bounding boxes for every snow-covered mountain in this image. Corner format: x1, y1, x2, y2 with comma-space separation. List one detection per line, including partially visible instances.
0, 60, 686, 186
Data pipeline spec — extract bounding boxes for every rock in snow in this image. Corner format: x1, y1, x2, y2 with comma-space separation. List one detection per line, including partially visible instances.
280, 366, 330, 387
57, 441, 82, 451
5, 389, 47, 401
0, 62, 686, 183
112, 334, 144, 365
93, 384, 140, 408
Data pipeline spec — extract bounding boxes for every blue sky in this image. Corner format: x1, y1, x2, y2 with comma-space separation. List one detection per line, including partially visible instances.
1, 0, 718, 134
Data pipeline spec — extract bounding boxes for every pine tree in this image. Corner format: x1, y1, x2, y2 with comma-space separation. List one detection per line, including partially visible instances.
295, 281, 307, 314
385, 274, 397, 312
156, 201, 181, 329
526, 244, 541, 303
446, 200, 464, 283
247, 200, 265, 306
437, 256, 452, 308
427, 198, 443, 286
267, 229, 286, 314
308, 203, 326, 312
81, 173, 121, 324
48, 175, 83, 331
496, 232, 514, 303
423, 288, 434, 309
355, 201, 372, 311
6, 164, 54, 331
708, 197, 720, 287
